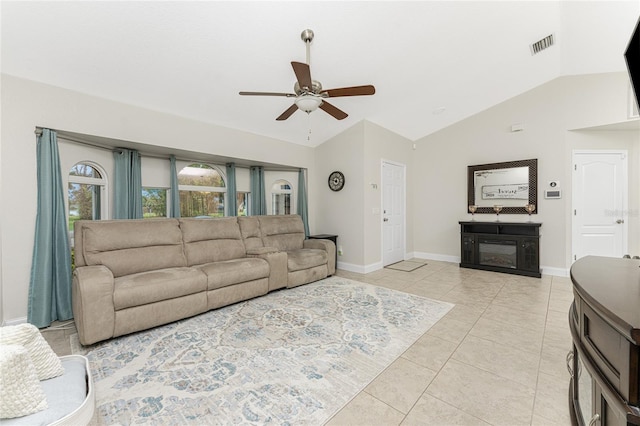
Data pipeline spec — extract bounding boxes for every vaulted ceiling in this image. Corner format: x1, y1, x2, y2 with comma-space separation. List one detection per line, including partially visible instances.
2, 1, 638, 146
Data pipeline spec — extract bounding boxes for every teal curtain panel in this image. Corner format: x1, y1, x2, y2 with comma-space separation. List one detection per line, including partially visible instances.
113, 148, 143, 219
297, 168, 310, 237
226, 163, 237, 216
28, 128, 73, 327
250, 166, 267, 215
169, 155, 180, 218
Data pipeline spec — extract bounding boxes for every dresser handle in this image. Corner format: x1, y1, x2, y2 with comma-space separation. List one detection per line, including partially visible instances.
566, 350, 574, 377
588, 413, 600, 426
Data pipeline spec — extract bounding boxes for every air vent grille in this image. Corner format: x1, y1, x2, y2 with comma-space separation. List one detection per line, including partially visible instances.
530, 34, 555, 55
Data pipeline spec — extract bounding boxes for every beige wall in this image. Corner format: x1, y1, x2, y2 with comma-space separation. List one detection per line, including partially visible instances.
413, 72, 639, 273
0, 74, 315, 323
313, 120, 413, 272
313, 122, 366, 267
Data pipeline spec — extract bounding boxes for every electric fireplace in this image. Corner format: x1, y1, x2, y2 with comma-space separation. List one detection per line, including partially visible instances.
479, 239, 517, 269
459, 221, 541, 277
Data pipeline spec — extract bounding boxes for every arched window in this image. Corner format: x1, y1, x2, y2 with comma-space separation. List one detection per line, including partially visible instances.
271, 179, 292, 215
178, 164, 226, 217
68, 162, 107, 231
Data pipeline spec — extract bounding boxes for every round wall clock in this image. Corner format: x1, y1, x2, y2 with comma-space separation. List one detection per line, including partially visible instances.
328, 171, 345, 191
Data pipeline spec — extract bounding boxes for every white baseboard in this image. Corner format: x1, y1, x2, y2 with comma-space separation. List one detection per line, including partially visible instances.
413, 252, 460, 264
364, 261, 384, 274
404, 252, 416, 261
339, 254, 569, 278
2, 316, 27, 326
541, 266, 569, 277
336, 261, 365, 274
337, 260, 383, 274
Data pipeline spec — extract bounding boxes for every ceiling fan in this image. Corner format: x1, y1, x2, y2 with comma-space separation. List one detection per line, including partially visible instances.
239, 29, 375, 121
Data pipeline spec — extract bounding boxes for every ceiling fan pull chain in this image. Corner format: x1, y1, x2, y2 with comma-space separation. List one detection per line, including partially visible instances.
307, 113, 312, 142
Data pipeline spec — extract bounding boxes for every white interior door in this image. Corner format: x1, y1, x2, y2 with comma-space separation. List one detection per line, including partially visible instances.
382, 161, 405, 266
572, 150, 628, 261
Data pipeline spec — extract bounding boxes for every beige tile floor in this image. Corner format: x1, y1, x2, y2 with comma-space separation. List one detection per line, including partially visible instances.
42, 260, 573, 426
328, 260, 572, 426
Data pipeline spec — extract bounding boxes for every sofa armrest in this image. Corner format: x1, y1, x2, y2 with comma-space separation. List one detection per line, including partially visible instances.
304, 239, 336, 275
246, 250, 288, 292
72, 266, 115, 346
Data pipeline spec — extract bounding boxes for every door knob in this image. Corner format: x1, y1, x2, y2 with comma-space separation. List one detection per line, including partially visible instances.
383, 218, 389, 222
616, 219, 625, 224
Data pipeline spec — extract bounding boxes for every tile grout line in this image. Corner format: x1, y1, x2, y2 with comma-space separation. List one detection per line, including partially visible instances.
398, 274, 506, 425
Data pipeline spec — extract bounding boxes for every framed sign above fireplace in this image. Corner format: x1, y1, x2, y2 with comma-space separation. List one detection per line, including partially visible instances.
467, 158, 538, 214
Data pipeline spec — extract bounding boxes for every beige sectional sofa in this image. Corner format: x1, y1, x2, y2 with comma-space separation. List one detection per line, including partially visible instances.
72, 215, 335, 346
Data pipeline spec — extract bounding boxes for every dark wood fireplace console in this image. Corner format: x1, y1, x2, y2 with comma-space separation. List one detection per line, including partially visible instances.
459, 221, 541, 278
568, 256, 640, 426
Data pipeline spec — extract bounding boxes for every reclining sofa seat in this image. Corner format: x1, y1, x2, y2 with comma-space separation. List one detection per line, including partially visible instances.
73, 219, 208, 346
239, 215, 336, 288
179, 217, 270, 310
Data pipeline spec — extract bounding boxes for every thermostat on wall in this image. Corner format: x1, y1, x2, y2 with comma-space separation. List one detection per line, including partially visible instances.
545, 190, 562, 199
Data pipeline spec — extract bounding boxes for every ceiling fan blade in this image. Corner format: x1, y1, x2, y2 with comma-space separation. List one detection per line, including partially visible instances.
276, 104, 298, 121
239, 91, 296, 97
319, 101, 348, 120
291, 61, 312, 91
323, 85, 376, 97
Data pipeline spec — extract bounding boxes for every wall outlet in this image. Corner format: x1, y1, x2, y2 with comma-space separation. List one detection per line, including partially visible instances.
338, 246, 343, 256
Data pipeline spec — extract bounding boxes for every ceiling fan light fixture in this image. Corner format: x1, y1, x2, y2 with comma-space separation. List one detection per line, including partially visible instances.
239, 29, 375, 121
295, 95, 322, 113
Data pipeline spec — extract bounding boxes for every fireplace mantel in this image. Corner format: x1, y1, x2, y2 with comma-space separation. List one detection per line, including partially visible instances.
459, 221, 542, 278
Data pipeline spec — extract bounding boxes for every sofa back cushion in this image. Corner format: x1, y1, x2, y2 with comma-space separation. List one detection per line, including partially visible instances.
237, 217, 263, 250
78, 219, 187, 278
180, 217, 246, 265
258, 215, 305, 251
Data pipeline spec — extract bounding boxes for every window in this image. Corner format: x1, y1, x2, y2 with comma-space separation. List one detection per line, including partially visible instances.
68, 162, 106, 231
142, 188, 168, 219
237, 192, 249, 216
178, 164, 226, 217
271, 180, 292, 215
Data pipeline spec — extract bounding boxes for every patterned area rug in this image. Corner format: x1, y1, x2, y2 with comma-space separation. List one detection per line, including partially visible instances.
385, 259, 428, 272
78, 276, 453, 425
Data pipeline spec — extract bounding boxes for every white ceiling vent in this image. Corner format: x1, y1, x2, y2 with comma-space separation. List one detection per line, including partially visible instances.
530, 34, 555, 55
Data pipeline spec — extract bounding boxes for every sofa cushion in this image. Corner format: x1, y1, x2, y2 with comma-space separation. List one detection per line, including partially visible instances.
258, 215, 305, 251
180, 218, 246, 265
113, 267, 207, 310
198, 257, 269, 290
238, 216, 263, 250
81, 219, 186, 278
286, 249, 327, 272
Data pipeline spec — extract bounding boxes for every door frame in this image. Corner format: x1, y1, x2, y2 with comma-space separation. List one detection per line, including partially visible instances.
571, 149, 628, 262
381, 159, 407, 266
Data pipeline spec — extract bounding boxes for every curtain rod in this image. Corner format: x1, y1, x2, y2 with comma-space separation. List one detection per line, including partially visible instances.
35, 127, 303, 172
